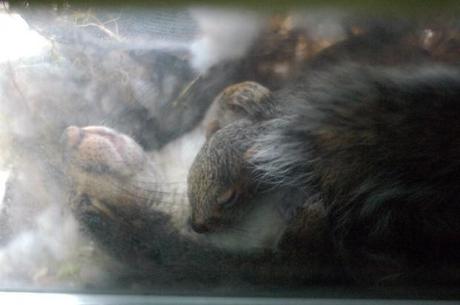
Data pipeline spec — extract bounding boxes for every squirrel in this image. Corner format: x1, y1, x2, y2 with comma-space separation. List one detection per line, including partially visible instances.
187, 20, 460, 283
62, 124, 343, 286
63, 66, 460, 285
64, 20, 460, 285
187, 62, 460, 283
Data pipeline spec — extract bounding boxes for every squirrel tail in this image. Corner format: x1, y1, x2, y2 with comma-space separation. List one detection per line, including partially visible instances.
249, 63, 460, 190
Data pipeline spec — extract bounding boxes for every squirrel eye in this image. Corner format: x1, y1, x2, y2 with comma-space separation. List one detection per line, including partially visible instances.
217, 188, 239, 208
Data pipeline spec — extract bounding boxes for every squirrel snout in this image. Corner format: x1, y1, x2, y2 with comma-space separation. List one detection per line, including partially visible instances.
189, 217, 211, 233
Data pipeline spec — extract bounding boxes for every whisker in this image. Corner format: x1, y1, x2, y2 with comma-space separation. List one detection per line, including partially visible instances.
104, 179, 188, 206
129, 179, 188, 186
227, 227, 249, 234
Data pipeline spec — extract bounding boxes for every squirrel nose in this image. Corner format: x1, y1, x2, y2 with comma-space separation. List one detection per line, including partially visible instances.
189, 218, 211, 233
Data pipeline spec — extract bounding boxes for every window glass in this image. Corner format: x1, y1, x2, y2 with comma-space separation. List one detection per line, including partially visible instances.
0, 1, 459, 300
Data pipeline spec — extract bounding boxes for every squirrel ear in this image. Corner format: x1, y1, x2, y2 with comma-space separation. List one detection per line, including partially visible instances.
205, 120, 221, 139
218, 81, 274, 122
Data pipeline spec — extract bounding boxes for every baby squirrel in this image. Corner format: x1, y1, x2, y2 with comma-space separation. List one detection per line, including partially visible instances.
188, 79, 333, 262
63, 124, 343, 285
188, 21, 460, 282
64, 21, 460, 284
187, 63, 460, 283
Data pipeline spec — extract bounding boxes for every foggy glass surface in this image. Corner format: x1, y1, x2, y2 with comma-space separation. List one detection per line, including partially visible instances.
0, 2, 459, 302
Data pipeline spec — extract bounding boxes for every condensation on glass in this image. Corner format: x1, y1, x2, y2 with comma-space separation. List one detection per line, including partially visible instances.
0, 1, 459, 301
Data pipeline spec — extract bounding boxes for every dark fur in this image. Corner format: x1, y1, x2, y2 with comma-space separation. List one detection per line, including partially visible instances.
251, 64, 460, 283
67, 20, 460, 286
70, 192, 343, 287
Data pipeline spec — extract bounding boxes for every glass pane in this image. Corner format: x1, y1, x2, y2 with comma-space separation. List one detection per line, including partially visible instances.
0, 1, 459, 301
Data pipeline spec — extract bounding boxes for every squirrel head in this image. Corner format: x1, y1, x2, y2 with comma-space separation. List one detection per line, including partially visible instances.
187, 81, 277, 234
187, 120, 262, 234
62, 125, 154, 212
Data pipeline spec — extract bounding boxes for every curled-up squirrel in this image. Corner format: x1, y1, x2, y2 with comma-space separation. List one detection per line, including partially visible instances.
187, 63, 460, 283
187, 20, 460, 283
62, 124, 342, 287
63, 21, 460, 286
